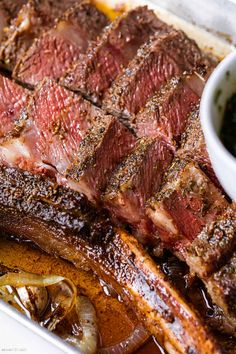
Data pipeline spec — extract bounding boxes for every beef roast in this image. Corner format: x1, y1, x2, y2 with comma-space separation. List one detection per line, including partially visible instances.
13, 1, 109, 87
0, 74, 29, 139
103, 30, 203, 121
66, 115, 136, 202
0, 165, 221, 354
103, 137, 173, 242
134, 72, 202, 144
146, 159, 228, 250
0, 0, 78, 71
61, 6, 169, 104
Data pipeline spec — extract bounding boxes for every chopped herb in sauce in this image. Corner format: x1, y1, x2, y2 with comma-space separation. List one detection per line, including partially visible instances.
220, 92, 236, 157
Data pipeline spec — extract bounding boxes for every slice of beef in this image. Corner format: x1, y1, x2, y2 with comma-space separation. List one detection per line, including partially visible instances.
13, 2, 109, 87
61, 6, 169, 104
0, 165, 222, 354
185, 206, 236, 278
134, 72, 202, 144
0, 0, 27, 41
103, 30, 204, 121
103, 137, 173, 242
178, 107, 220, 188
207, 252, 236, 321
0, 79, 98, 174
0, 78, 135, 202
66, 116, 136, 203
0, 74, 29, 138
0, 0, 78, 71
146, 159, 228, 251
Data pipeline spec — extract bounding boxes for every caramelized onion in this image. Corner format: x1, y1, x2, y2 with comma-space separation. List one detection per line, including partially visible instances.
0, 272, 67, 288
0, 272, 98, 353
99, 324, 149, 354
61, 296, 98, 354
0, 272, 77, 330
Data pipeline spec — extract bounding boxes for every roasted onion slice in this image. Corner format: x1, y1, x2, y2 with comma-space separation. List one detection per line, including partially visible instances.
0, 271, 98, 354
58, 295, 98, 354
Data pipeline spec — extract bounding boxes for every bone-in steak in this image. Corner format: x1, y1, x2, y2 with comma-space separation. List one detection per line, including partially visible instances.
0, 165, 222, 354
61, 6, 169, 104
103, 30, 204, 121
13, 1, 109, 87
0, 4, 234, 350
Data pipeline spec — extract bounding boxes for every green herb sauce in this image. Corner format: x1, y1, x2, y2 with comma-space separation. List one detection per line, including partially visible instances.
220, 92, 236, 157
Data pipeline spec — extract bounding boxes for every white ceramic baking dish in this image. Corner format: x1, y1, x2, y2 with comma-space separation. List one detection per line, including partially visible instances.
0, 0, 236, 353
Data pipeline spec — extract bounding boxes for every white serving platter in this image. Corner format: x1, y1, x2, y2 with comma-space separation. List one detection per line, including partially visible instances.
1, 0, 236, 353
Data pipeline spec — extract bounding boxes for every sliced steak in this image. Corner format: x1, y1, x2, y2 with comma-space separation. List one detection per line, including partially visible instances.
0, 0, 78, 71
66, 116, 136, 203
134, 72, 202, 144
0, 79, 98, 174
178, 107, 220, 187
13, 2, 109, 87
0, 74, 29, 138
61, 6, 169, 104
103, 30, 204, 121
103, 137, 173, 242
185, 206, 236, 278
0, 0, 27, 41
147, 159, 235, 325
146, 159, 228, 251
0, 165, 221, 354
0, 78, 135, 202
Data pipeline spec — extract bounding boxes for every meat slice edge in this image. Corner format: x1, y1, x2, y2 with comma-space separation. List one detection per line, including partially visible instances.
0, 0, 79, 71
0, 74, 29, 138
13, 1, 109, 87
134, 72, 202, 144
103, 137, 173, 243
147, 159, 228, 249
103, 30, 204, 121
66, 115, 136, 203
61, 6, 170, 104
186, 206, 236, 278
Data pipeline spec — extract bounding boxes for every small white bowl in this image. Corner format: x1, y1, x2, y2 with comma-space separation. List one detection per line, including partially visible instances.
200, 50, 236, 201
